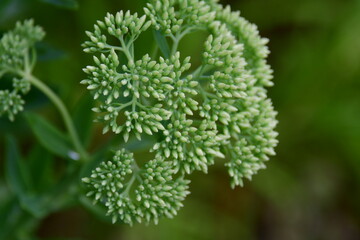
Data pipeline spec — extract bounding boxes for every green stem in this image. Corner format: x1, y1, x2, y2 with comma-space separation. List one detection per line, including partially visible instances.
121, 174, 137, 197
171, 37, 180, 56
119, 36, 133, 61
151, 41, 159, 59
25, 74, 89, 162
170, 27, 199, 56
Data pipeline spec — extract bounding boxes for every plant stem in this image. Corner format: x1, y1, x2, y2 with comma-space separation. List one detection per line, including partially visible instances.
25, 74, 89, 162
171, 37, 180, 56
151, 41, 158, 59
170, 27, 199, 56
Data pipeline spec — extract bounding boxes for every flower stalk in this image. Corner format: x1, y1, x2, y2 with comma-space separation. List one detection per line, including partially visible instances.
24, 74, 89, 161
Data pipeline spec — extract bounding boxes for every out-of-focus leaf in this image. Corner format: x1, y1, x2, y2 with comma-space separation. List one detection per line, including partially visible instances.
27, 146, 54, 192
0, 0, 11, 12
0, 0, 18, 23
24, 88, 50, 111
0, 197, 20, 240
24, 163, 78, 218
0, 182, 10, 207
25, 113, 76, 160
38, 0, 78, 10
5, 136, 30, 198
5, 136, 49, 218
19, 195, 48, 218
36, 42, 66, 62
33, 238, 82, 240
73, 94, 93, 147
153, 30, 170, 58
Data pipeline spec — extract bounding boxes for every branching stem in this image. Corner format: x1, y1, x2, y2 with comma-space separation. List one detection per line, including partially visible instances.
24, 74, 89, 162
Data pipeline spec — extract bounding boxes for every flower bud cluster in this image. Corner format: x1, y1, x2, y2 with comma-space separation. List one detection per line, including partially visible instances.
0, 90, 25, 121
152, 117, 225, 174
0, 20, 45, 120
212, 5, 273, 87
144, 0, 215, 35
83, 11, 151, 53
82, 0, 278, 224
83, 149, 190, 225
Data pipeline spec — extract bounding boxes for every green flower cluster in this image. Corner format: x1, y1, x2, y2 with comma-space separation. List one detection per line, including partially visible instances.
145, 0, 215, 34
0, 20, 45, 120
82, 149, 190, 225
82, 0, 278, 224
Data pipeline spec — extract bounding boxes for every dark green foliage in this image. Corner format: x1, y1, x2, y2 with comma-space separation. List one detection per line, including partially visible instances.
38, 0, 78, 10
26, 113, 75, 160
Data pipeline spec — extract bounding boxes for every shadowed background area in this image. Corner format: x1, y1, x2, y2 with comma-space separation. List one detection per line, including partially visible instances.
0, 0, 360, 239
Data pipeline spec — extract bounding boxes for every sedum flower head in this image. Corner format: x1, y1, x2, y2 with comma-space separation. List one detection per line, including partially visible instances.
82, 0, 278, 224
0, 19, 45, 120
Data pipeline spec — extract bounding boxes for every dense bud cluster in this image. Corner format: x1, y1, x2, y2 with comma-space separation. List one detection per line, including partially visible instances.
0, 20, 45, 120
0, 90, 25, 121
83, 149, 190, 225
83, 11, 151, 54
82, 0, 278, 224
211, 4, 274, 87
144, 0, 215, 34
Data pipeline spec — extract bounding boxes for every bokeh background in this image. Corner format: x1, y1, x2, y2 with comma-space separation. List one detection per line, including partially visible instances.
1, 0, 360, 239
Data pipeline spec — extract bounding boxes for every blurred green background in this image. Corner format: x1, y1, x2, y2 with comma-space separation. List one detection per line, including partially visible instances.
1, 0, 360, 239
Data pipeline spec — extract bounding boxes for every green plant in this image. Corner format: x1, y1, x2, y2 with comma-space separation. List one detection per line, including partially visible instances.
0, 20, 44, 121
81, 0, 278, 224
0, 0, 277, 236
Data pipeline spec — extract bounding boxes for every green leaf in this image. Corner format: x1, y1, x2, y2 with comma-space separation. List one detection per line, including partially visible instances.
5, 136, 29, 198
24, 164, 78, 218
34, 237, 82, 240
19, 195, 49, 218
38, 0, 79, 10
73, 94, 93, 147
25, 113, 76, 160
27, 146, 54, 192
36, 42, 66, 62
4, 136, 49, 218
153, 30, 170, 59
0, 197, 21, 240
